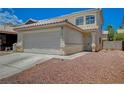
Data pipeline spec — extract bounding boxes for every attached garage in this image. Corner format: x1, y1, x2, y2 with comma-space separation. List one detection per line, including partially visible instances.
14, 20, 84, 55
23, 29, 62, 55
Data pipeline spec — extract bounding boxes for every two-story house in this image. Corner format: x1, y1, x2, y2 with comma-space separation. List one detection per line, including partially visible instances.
14, 8, 103, 55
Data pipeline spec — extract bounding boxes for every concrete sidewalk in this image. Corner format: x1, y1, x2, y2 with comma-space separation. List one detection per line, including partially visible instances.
52, 52, 90, 60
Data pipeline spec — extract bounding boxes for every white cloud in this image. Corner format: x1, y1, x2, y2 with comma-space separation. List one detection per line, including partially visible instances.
0, 8, 23, 25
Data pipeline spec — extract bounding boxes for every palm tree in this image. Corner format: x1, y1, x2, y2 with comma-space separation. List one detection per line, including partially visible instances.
107, 25, 115, 41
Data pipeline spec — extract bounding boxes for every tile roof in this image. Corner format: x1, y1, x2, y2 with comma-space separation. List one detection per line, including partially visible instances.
14, 8, 100, 31
14, 19, 99, 31
14, 19, 85, 33
0, 26, 17, 34
14, 19, 68, 29
0, 30, 17, 34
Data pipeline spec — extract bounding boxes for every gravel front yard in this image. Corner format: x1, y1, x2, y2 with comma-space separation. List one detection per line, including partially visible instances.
0, 50, 124, 84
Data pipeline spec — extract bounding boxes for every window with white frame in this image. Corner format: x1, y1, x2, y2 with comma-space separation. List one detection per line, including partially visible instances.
86, 15, 95, 24
75, 16, 84, 25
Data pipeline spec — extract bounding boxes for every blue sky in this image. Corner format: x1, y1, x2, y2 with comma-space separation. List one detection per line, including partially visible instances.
0, 8, 124, 31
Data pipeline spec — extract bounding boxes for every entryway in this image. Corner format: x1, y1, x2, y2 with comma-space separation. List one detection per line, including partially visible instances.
83, 32, 92, 51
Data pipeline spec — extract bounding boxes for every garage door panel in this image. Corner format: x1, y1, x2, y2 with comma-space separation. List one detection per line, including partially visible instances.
23, 31, 60, 49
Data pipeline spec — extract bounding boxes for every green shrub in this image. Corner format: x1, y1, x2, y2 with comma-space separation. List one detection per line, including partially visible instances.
114, 33, 124, 41
108, 31, 114, 41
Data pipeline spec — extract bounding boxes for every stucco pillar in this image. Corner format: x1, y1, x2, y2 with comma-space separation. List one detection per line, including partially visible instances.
16, 32, 24, 52
91, 31, 96, 52
60, 27, 65, 55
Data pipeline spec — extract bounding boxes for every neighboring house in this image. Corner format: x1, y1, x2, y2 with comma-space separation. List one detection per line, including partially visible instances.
117, 16, 124, 33
14, 8, 103, 55
0, 25, 17, 51
102, 31, 108, 40
118, 29, 124, 33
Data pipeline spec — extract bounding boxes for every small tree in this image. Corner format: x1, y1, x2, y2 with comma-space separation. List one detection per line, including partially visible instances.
107, 25, 115, 41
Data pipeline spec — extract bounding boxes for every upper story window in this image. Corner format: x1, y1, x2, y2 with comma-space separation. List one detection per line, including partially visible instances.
75, 16, 84, 25
86, 15, 95, 24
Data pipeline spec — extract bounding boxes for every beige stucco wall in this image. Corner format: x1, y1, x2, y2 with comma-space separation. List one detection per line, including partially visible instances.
63, 26, 83, 55
63, 44, 83, 55
52, 10, 102, 30
63, 26, 83, 44
54, 9, 103, 52
95, 30, 102, 51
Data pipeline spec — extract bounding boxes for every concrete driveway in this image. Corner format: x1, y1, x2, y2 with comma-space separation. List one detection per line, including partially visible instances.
0, 52, 90, 79
0, 53, 52, 79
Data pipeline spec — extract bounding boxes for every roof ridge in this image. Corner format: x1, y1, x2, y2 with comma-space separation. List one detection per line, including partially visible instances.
38, 8, 100, 22
14, 19, 68, 29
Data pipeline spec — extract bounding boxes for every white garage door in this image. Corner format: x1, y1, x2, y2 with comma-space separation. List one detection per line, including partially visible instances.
23, 31, 61, 54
